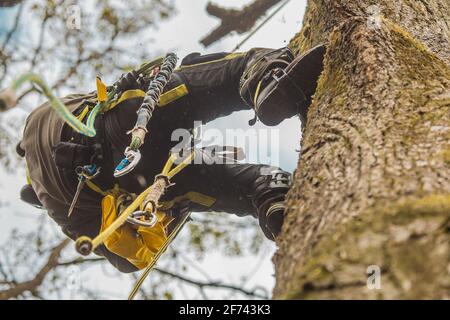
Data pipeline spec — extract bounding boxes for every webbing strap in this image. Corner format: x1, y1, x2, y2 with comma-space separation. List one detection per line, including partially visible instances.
160, 191, 216, 210
176, 52, 245, 70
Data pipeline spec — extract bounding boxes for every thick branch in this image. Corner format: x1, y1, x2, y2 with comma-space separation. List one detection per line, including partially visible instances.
0, 0, 24, 7
201, 0, 283, 47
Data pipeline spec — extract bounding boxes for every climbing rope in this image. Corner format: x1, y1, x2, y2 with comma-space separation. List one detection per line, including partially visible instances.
0, 72, 110, 136
128, 210, 191, 300
0, 57, 165, 137
114, 53, 178, 178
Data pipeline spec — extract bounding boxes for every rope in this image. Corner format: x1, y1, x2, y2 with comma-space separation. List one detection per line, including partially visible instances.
128, 211, 191, 300
127, 151, 195, 299
130, 53, 178, 150
2, 58, 166, 138
232, 0, 292, 52
4, 72, 110, 136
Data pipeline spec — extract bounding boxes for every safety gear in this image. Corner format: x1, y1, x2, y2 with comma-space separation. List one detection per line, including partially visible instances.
240, 44, 326, 126
252, 168, 291, 240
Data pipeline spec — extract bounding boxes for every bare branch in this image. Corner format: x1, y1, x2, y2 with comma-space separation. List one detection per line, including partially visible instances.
0, 239, 69, 300
0, 2, 24, 84
0, 0, 24, 7
56, 255, 268, 299
1, 1, 24, 51
57, 257, 104, 267
154, 267, 269, 299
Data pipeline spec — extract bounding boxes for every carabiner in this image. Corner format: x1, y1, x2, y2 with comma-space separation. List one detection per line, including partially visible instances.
127, 210, 158, 228
114, 147, 142, 178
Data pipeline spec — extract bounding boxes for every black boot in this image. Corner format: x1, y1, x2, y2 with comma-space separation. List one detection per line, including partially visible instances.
240, 44, 326, 126
20, 184, 43, 209
252, 168, 291, 241
257, 199, 286, 240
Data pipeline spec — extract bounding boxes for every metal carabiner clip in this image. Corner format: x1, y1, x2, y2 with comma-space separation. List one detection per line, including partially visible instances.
114, 147, 142, 178
126, 210, 158, 228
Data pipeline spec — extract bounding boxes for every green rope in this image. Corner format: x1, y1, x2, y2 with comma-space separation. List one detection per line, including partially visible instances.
4, 57, 164, 138
9, 72, 107, 137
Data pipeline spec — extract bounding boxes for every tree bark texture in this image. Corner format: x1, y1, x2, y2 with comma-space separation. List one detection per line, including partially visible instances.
274, 0, 450, 299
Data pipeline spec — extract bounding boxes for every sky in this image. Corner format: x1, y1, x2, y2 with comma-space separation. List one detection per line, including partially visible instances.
0, 0, 308, 299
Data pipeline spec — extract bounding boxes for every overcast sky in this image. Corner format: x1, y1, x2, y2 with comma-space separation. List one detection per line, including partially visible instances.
0, 0, 307, 299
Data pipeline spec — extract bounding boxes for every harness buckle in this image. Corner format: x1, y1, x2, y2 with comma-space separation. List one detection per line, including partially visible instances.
113, 147, 142, 178
272, 68, 288, 83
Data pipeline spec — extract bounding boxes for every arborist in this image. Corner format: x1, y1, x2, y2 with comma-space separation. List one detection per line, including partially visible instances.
8, 45, 325, 273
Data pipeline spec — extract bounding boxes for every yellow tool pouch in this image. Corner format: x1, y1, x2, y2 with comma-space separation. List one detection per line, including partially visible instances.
100, 194, 172, 269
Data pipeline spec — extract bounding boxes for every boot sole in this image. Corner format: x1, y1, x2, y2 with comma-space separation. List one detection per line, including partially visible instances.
256, 44, 327, 126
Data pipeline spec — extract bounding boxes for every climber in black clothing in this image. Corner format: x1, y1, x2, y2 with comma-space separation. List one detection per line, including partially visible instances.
17, 45, 326, 272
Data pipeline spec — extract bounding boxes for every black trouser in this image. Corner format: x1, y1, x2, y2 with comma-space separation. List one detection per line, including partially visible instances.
68, 50, 291, 272
103, 49, 288, 208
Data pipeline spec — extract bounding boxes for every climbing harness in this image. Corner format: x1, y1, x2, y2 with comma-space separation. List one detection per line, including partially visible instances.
2, 52, 178, 210
75, 150, 194, 254
76, 150, 195, 299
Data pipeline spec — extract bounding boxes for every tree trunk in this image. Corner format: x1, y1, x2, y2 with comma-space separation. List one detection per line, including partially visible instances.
274, 0, 450, 299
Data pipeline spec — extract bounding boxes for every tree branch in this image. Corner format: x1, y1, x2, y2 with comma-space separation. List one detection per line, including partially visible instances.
201, 0, 283, 47
153, 267, 269, 299
57, 255, 268, 299
0, 0, 24, 7
0, 239, 69, 300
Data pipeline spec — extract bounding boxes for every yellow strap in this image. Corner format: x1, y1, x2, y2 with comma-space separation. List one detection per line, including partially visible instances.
76, 106, 90, 122
85, 181, 125, 198
104, 84, 189, 112
162, 153, 176, 175
26, 164, 32, 185
104, 89, 146, 112
160, 191, 216, 210
96, 77, 108, 102
176, 52, 245, 70
166, 152, 195, 179
85, 180, 109, 197
158, 84, 189, 107
128, 211, 191, 300
254, 80, 263, 106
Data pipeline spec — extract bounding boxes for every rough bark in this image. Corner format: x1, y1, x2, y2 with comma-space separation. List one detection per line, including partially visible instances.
274, 0, 450, 299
